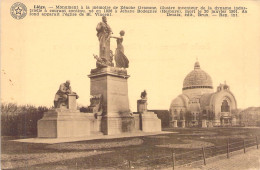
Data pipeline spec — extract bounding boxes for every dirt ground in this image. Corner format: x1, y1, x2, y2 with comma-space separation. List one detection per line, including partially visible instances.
2, 127, 260, 169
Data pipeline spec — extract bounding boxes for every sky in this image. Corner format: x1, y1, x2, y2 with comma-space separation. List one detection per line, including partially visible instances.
1, 0, 260, 111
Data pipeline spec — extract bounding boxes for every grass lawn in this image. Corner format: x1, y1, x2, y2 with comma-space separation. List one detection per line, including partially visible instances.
2, 127, 260, 169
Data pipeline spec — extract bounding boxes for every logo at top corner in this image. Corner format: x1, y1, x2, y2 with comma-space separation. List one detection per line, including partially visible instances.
10, 2, 27, 20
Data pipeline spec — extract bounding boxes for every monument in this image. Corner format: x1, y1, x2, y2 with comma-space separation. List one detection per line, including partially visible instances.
37, 17, 162, 138
136, 90, 162, 132
88, 16, 134, 135
37, 81, 91, 138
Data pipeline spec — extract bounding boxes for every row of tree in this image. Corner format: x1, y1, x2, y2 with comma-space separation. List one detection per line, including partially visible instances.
1, 103, 49, 137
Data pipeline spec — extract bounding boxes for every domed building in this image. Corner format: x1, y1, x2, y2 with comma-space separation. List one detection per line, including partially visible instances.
169, 61, 237, 128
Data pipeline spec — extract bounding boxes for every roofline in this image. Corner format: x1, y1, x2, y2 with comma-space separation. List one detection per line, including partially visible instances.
182, 86, 213, 91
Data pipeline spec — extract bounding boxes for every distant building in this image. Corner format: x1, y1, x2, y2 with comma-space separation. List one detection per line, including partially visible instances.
169, 61, 237, 128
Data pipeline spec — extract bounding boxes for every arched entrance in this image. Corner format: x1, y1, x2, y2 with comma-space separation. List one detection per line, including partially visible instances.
221, 100, 230, 112
220, 99, 232, 126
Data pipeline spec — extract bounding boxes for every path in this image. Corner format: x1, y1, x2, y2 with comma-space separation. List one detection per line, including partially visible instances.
175, 147, 260, 170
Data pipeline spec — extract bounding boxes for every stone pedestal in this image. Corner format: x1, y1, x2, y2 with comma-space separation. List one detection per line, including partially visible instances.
201, 120, 207, 128
208, 121, 213, 128
221, 119, 224, 126
232, 117, 237, 126
173, 120, 178, 127
101, 116, 135, 135
88, 67, 134, 135
137, 99, 147, 113
170, 120, 178, 128
141, 111, 161, 132
213, 118, 221, 126
68, 94, 77, 110
37, 109, 91, 138
181, 120, 186, 128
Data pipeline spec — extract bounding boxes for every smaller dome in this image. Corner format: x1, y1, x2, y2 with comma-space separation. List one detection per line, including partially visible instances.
171, 97, 185, 107
170, 95, 189, 108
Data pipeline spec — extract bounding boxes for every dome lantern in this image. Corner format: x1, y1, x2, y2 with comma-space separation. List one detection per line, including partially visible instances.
194, 61, 200, 69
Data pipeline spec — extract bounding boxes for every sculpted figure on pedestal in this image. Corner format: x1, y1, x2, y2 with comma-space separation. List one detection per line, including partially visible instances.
110, 30, 129, 68
54, 80, 79, 108
141, 90, 147, 100
96, 16, 113, 67
94, 17, 130, 69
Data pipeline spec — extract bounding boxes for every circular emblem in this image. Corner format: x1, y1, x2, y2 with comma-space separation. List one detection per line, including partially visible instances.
10, 2, 27, 20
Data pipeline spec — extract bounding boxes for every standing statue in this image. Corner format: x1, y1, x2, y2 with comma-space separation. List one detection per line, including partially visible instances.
110, 30, 129, 68
96, 16, 113, 66
54, 80, 79, 108
141, 90, 147, 100
137, 90, 148, 113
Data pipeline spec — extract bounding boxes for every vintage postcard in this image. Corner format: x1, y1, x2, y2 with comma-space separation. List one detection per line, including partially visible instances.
1, 0, 260, 169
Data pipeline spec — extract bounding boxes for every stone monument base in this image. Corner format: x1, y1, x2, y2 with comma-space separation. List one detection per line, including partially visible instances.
88, 66, 135, 135
141, 111, 161, 132
137, 99, 147, 113
37, 109, 91, 138
101, 116, 135, 135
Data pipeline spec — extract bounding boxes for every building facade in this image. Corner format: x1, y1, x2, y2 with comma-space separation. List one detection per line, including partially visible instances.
169, 61, 237, 128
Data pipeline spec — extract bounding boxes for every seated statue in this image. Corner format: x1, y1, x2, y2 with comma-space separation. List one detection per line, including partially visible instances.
54, 80, 79, 108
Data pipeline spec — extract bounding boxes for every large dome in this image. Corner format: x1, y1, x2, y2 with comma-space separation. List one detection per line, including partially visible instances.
183, 61, 213, 90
